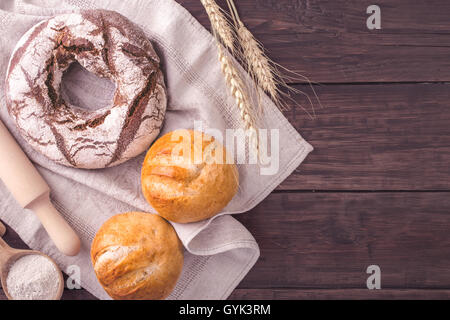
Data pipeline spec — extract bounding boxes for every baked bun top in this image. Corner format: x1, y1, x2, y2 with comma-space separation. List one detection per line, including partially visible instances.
141, 129, 239, 223
91, 212, 183, 300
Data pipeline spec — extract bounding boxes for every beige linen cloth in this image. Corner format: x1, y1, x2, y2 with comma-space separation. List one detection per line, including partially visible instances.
0, 0, 313, 299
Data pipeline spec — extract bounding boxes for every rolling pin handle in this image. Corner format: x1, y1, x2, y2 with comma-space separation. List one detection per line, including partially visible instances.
27, 193, 81, 256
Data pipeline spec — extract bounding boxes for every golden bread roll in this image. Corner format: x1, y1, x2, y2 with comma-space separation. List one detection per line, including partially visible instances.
141, 129, 239, 223
91, 212, 183, 300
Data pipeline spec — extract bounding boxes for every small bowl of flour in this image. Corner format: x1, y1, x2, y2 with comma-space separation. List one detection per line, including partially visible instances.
4, 253, 63, 300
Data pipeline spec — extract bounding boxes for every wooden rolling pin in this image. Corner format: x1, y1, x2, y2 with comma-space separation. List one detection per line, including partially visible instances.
0, 120, 80, 256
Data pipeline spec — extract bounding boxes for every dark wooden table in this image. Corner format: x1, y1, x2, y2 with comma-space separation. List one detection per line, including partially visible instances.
2, 0, 450, 300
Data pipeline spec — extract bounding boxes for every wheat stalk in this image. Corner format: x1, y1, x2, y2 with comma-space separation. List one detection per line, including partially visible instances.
236, 22, 279, 105
226, 0, 321, 118
226, 0, 279, 105
200, 0, 259, 153
200, 0, 235, 52
218, 46, 258, 152
218, 47, 253, 130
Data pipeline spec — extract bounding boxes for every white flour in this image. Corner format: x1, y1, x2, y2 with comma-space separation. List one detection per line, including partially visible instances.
6, 254, 61, 300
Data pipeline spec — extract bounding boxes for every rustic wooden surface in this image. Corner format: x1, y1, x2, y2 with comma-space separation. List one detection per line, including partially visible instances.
2, 0, 450, 300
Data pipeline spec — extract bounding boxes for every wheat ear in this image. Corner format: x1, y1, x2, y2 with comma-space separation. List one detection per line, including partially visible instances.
226, 0, 321, 118
226, 0, 277, 99
201, 0, 259, 153
200, 0, 235, 52
236, 22, 279, 105
218, 46, 258, 152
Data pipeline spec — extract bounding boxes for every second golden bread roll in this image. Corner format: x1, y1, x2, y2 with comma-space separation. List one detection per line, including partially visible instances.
91, 212, 183, 300
141, 130, 239, 223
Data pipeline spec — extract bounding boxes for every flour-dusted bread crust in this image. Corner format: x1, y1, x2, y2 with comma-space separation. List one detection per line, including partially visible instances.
141, 130, 239, 223
5, 10, 167, 168
91, 212, 184, 300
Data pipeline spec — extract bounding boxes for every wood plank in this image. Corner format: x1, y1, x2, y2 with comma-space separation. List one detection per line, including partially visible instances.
176, 0, 450, 83
278, 83, 450, 190
229, 288, 450, 300
235, 192, 450, 289
3, 191, 450, 298
179, 0, 450, 33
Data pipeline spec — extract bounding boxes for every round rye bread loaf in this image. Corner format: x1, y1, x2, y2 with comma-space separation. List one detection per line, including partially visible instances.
5, 9, 167, 168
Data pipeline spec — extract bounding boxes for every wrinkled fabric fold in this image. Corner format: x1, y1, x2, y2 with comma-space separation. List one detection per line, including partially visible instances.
0, 0, 312, 299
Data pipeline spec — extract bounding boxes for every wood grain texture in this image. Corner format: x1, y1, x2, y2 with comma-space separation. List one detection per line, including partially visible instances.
3, 191, 450, 299
229, 289, 450, 300
235, 192, 450, 290
279, 83, 450, 190
178, 0, 450, 83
